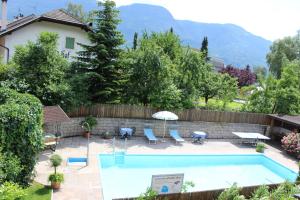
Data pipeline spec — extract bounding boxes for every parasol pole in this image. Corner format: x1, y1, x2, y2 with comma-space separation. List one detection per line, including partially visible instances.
163, 119, 166, 139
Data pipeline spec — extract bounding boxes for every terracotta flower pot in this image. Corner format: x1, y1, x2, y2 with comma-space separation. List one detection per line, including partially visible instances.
83, 131, 90, 138
51, 181, 61, 189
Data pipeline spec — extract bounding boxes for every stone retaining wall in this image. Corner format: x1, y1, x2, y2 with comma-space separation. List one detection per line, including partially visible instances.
44, 117, 267, 139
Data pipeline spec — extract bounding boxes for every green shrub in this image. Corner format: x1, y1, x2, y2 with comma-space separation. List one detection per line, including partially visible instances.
218, 182, 299, 200
137, 188, 157, 200
250, 185, 269, 200
256, 143, 266, 153
0, 88, 43, 185
80, 116, 97, 132
269, 181, 299, 199
0, 152, 23, 184
101, 131, 112, 139
181, 181, 195, 192
0, 182, 27, 200
218, 183, 246, 200
48, 173, 64, 183
50, 154, 62, 174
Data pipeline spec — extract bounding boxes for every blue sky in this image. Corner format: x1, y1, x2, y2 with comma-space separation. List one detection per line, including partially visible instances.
114, 0, 300, 41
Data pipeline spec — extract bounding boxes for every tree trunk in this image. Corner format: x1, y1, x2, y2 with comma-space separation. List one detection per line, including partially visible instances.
205, 97, 209, 105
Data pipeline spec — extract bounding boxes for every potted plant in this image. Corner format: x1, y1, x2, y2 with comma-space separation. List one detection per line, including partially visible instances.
256, 142, 265, 153
48, 154, 64, 189
101, 130, 113, 139
48, 173, 64, 189
80, 116, 98, 138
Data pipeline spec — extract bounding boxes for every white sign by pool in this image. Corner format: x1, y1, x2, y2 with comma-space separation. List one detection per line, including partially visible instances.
151, 173, 184, 194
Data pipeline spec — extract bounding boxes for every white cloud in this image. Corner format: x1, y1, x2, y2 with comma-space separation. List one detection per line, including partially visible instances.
114, 0, 300, 41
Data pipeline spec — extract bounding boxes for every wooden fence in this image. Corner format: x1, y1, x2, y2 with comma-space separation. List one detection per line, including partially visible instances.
68, 104, 270, 125
113, 184, 279, 200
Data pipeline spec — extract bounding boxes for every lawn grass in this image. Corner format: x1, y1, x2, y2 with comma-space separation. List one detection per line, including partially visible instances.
24, 182, 51, 200
198, 98, 244, 111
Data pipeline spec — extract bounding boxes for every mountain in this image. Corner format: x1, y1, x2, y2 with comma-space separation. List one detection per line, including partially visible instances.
118, 4, 271, 67
4, 1, 271, 67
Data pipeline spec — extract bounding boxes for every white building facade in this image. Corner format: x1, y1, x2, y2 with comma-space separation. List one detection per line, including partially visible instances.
0, 3, 90, 63
3, 21, 90, 61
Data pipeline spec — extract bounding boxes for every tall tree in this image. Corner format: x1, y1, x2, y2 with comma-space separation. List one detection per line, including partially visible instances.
73, 0, 125, 104
125, 32, 181, 109
12, 32, 71, 108
267, 36, 300, 78
177, 48, 207, 107
274, 60, 300, 114
220, 65, 256, 87
244, 75, 277, 114
133, 32, 138, 50
65, 2, 94, 23
218, 74, 238, 109
200, 36, 208, 59
253, 66, 267, 79
246, 60, 300, 114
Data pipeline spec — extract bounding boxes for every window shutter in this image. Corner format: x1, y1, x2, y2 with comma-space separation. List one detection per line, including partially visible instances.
65, 37, 75, 49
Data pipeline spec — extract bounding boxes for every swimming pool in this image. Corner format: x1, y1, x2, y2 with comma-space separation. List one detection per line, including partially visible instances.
99, 154, 297, 200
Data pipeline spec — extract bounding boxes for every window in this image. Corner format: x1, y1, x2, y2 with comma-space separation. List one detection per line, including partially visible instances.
65, 37, 75, 49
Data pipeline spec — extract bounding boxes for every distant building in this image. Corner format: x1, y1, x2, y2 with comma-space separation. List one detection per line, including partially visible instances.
190, 47, 225, 71
209, 57, 225, 72
0, 0, 91, 63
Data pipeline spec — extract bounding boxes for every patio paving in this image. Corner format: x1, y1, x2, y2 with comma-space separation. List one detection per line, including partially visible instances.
34, 136, 298, 200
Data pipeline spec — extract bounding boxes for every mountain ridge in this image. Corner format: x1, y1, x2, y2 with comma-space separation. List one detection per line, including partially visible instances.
118, 4, 271, 67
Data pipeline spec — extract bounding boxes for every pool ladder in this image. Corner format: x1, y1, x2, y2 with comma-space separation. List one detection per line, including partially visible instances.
112, 137, 126, 164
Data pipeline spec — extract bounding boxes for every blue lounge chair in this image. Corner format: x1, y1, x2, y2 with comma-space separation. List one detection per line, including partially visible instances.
144, 128, 158, 144
169, 130, 185, 144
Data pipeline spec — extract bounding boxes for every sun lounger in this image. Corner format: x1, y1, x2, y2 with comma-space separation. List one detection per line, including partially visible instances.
144, 128, 158, 144
169, 130, 185, 144
232, 132, 270, 146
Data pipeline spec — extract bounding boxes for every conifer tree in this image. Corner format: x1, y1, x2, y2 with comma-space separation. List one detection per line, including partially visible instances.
133, 32, 138, 50
201, 36, 208, 59
170, 27, 174, 34
74, 0, 125, 104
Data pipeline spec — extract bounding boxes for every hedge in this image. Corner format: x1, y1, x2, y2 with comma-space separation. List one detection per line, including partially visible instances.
0, 87, 43, 185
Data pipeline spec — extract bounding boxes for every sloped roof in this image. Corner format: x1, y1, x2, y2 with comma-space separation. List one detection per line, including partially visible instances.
0, 9, 89, 36
41, 9, 86, 26
43, 105, 71, 124
268, 114, 300, 127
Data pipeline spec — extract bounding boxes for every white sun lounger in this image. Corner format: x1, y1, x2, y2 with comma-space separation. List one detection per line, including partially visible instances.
144, 128, 158, 144
169, 130, 185, 144
232, 132, 270, 145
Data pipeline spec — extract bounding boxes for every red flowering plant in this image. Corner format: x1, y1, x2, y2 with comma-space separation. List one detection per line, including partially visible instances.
281, 132, 300, 158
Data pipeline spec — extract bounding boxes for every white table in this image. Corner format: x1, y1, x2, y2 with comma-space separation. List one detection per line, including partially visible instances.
232, 132, 270, 145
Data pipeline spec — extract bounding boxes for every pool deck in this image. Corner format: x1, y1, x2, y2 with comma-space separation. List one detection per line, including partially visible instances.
35, 136, 298, 200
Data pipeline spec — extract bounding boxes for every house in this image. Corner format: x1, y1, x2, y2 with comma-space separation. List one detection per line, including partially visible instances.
268, 114, 300, 140
191, 47, 225, 71
209, 57, 225, 72
0, 0, 91, 63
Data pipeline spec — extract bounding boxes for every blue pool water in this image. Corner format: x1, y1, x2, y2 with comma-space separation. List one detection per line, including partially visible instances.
99, 154, 297, 200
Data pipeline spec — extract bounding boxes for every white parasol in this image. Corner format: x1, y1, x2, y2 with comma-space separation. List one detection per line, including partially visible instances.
152, 111, 178, 140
